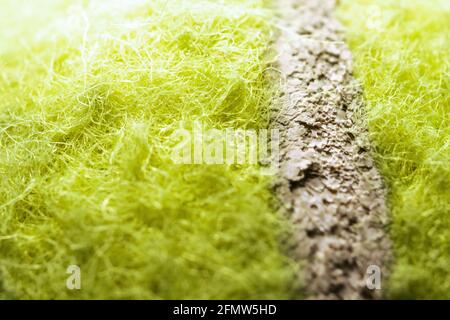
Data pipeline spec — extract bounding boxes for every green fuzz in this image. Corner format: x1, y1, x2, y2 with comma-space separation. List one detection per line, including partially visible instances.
339, 0, 450, 299
0, 0, 298, 299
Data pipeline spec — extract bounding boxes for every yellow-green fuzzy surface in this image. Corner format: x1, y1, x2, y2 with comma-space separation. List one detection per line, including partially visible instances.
339, 0, 449, 299
0, 0, 297, 299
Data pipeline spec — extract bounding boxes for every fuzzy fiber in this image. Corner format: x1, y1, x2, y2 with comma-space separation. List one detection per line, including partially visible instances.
339, 0, 450, 299
0, 0, 297, 299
